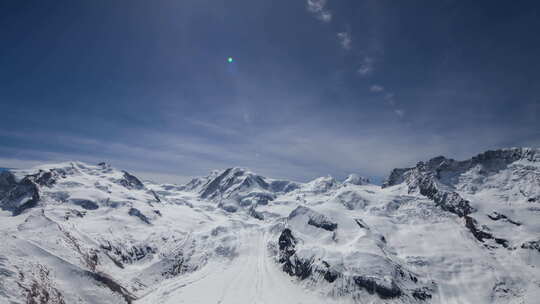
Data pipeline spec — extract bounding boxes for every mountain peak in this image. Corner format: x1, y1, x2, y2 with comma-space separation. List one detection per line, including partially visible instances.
384, 147, 540, 188
343, 173, 370, 185
181, 167, 300, 210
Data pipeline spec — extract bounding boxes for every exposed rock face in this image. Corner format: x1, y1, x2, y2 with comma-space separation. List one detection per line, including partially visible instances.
277, 228, 313, 279
0, 171, 17, 197
288, 206, 338, 231
276, 225, 433, 301
383, 159, 475, 217
128, 208, 151, 224
521, 240, 540, 252
100, 241, 157, 265
16, 264, 66, 304
384, 148, 539, 190
384, 149, 540, 214
0, 172, 40, 216
119, 171, 145, 190
276, 205, 436, 302
352, 275, 402, 299
464, 216, 509, 248
71, 199, 99, 210
382, 149, 540, 249
487, 212, 521, 226
185, 167, 300, 210
86, 271, 136, 304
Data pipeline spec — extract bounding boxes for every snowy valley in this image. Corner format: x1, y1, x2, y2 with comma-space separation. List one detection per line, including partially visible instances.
0, 148, 539, 304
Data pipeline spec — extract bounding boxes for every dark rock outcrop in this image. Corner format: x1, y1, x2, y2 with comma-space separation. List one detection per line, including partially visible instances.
100, 241, 156, 264
353, 276, 403, 299
150, 190, 161, 202
128, 208, 151, 224
487, 212, 521, 226
29, 170, 58, 187
119, 172, 144, 190
464, 216, 509, 248
0, 173, 41, 216
354, 218, 369, 229
248, 207, 264, 220
277, 228, 314, 279
307, 217, 337, 231
521, 240, 540, 252
276, 228, 430, 301
320, 261, 339, 283
288, 206, 338, 232
278, 229, 296, 260
71, 199, 99, 210
87, 271, 136, 304
412, 287, 433, 300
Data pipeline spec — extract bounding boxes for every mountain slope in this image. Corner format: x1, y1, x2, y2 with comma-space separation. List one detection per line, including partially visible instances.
0, 148, 539, 304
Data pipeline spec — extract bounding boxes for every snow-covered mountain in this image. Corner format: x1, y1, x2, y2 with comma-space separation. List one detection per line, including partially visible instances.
0, 148, 539, 304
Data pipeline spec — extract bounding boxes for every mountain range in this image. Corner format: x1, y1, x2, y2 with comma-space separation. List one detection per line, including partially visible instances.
0, 147, 539, 304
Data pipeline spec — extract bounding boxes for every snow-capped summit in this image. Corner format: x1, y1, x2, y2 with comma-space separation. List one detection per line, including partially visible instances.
301, 176, 339, 193
0, 161, 157, 216
383, 147, 540, 252
384, 147, 539, 190
182, 167, 300, 210
343, 173, 370, 185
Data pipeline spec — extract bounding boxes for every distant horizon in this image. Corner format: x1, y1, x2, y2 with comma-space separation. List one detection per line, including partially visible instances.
1, 146, 537, 185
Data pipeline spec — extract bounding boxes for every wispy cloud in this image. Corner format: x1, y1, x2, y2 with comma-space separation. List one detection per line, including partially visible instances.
337, 32, 352, 50
307, 0, 332, 23
369, 86, 402, 117
357, 57, 374, 76
370, 85, 384, 92
0, 119, 531, 184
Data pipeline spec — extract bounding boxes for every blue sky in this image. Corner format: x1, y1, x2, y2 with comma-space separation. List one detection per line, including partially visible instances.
1, 0, 539, 183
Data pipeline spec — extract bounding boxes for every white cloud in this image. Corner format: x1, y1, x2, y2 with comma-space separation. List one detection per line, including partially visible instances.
319, 11, 332, 22
337, 32, 351, 50
368, 86, 400, 116
357, 57, 373, 76
370, 85, 384, 92
307, 0, 332, 23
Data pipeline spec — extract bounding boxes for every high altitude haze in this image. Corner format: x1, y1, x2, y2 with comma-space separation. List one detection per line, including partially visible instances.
1, 0, 538, 182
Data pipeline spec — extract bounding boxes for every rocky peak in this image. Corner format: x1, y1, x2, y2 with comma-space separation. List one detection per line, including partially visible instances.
198, 167, 269, 199
384, 148, 540, 189
186, 168, 300, 210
